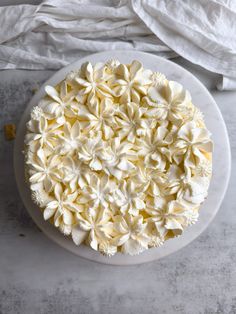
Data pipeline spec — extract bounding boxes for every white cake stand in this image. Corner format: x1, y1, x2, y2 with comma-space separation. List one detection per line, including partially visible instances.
14, 51, 231, 265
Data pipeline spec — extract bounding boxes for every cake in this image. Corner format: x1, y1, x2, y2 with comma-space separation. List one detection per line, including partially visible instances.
24, 60, 213, 256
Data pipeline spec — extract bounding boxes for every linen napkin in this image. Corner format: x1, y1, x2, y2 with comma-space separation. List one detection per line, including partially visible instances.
0, 0, 236, 90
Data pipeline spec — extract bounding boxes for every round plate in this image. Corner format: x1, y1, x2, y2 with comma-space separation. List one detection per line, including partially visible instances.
14, 51, 231, 265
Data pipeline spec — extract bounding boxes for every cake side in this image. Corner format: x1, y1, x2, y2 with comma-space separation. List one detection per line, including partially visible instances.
24, 60, 213, 256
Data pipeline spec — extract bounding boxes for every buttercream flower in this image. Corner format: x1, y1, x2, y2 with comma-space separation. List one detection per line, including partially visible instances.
133, 165, 167, 196
165, 168, 210, 204
27, 148, 62, 192
78, 174, 116, 209
112, 180, 145, 216
145, 220, 164, 248
30, 106, 44, 120
150, 71, 167, 87
43, 183, 81, 235
57, 121, 82, 155
78, 98, 117, 139
173, 121, 213, 167
77, 136, 109, 171
136, 126, 173, 170
181, 175, 210, 205
147, 200, 189, 237
103, 137, 137, 179
189, 106, 205, 127
31, 187, 53, 207
62, 156, 90, 191
25, 114, 61, 152
193, 159, 212, 177
115, 102, 153, 142
75, 207, 113, 251
105, 59, 120, 76
99, 240, 117, 257
144, 81, 191, 123
112, 214, 149, 255
41, 83, 78, 123
75, 62, 112, 103
112, 60, 152, 103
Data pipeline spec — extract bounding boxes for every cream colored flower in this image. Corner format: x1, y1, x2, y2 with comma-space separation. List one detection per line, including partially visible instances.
112, 180, 145, 216
173, 121, 213, 167
62, 156, 90, 191
150, 71, 167, 87
43, 183, 81, 235
25, 115, 61, 153
147, 200, 189, 237
78, 98, 117, 140
166, 169, 210, 205
41, 84, 78, 123
145, 220, 164, 248
27, 148, 62, 192
133, 165, 167, 196
99, 240, 117, 257
78, 174, 116, 210
31, 187, 53, 207
182, 176, 210, 205
145, 81, 191, 123
115, 102, 153, 142
75, 62, 112, 103
75, 207, 113, 251
188, 106, 205, 127
112, 214, 149, 255
193, 159, 212, 177
136, 126, 173, 170
77, 136, 109, 171
30, 106, 44, 120
57, 121, 82, 155
103, 137, 137, 180
105, 58, 120, 71
112, 60, 152, 103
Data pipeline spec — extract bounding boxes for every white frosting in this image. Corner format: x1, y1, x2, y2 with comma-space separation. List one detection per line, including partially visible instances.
24, 60, 213, 256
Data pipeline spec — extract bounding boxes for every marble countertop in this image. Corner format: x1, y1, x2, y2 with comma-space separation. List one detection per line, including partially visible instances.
0, 58, 235, 314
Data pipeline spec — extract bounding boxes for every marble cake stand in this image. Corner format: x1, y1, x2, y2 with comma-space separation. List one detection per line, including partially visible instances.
14, 51, 231, 265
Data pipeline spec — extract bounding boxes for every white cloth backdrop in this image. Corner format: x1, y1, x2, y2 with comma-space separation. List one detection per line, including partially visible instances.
0, 0, 236, 90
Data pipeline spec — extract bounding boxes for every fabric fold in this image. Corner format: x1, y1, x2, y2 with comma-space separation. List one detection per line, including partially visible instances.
0, 0, 236, 90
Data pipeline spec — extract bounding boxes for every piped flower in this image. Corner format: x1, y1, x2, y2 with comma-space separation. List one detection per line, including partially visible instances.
43, 183, 81, 235
136, 126, 173, 170
147, 200, 189, 237
112, 214, 149, 255
75, 207, 113, 251
144, 81, 191, 123
57, 121, 83, 155
78, 98, 117, 140
173, 121, 213, 167
103, 137, 137, 180
75, 62, 113, 103
41, 82, 78, 123
62, 156, 90, 191
77, 136, 109, 171
25, 114, 61, 152
112, 180, 145, 216
112, 60, 152, 103
115, 102, 153, 142
27, 148, 62, 192
78, 174, 116, 210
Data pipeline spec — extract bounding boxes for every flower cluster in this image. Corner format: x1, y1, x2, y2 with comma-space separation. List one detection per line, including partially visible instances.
24, 60, 213, 256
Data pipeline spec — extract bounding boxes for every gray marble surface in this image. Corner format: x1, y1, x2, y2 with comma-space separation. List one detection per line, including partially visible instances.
0, 58, 235, 314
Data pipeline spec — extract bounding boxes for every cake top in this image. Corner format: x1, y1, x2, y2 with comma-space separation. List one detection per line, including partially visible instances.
24, 60, 213, 256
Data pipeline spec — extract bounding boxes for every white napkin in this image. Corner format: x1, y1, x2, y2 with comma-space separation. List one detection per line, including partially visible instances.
0, 0, 236, 90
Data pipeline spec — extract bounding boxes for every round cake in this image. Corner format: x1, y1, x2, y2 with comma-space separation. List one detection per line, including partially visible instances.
24, 60, 213, 256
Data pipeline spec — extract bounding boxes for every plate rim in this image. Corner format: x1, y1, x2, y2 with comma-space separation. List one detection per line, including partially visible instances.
14, 50, 231, 265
